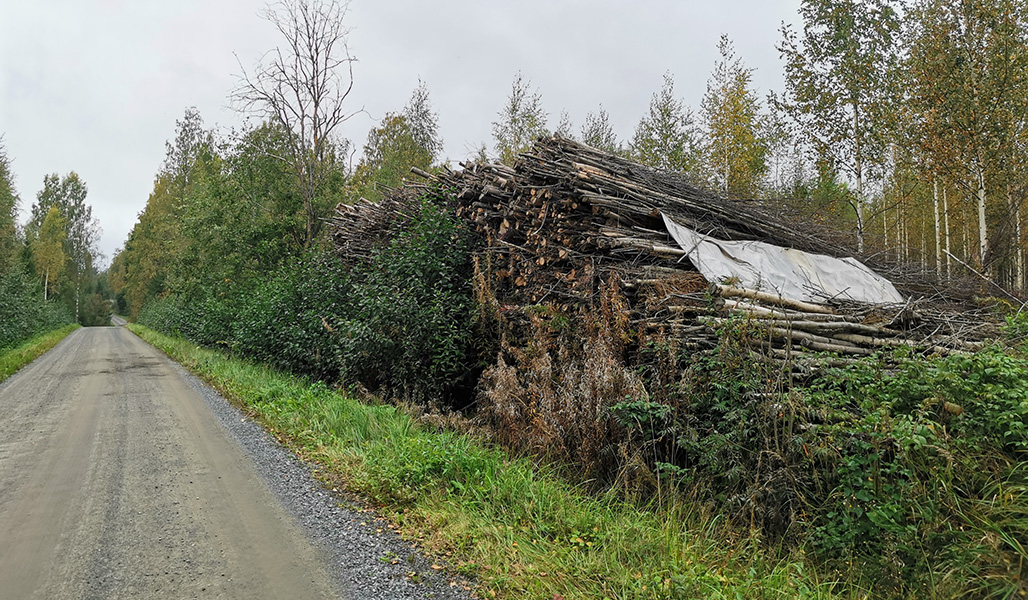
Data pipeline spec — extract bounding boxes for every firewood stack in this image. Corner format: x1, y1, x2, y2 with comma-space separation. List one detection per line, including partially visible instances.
331, 136, 998, 371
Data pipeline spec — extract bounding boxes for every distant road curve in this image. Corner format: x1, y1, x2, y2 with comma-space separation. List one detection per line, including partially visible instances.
110, 314, 128, 327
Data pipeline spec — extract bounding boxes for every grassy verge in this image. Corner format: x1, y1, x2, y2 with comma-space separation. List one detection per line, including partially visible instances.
0, 324, 80, 383
128, 323, 840, 600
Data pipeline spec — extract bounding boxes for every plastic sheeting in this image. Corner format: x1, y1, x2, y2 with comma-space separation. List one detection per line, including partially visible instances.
662, 214, 905, 305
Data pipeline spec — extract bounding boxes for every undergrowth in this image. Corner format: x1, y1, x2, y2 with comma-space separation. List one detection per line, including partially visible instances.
474, 283, 1028, 598
0, 323, 80, 383
128, 322, 840, 600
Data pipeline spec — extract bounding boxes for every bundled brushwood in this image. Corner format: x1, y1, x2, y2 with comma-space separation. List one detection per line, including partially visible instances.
331, 135, 1000, 373
413, 136, 851, 309
330, 184, 430, 267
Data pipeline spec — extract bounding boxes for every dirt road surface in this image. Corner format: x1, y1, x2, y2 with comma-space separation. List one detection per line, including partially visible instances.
0, 327, 470, 600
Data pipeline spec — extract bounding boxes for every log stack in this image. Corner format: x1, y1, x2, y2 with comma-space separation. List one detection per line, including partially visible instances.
331, 136, 999, 371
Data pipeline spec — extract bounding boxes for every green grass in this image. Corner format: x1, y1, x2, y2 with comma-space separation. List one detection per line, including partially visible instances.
128, 323, 842, 600
0, 324, 80, 383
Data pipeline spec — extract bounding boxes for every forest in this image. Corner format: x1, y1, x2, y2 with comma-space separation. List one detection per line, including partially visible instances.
1, 0, 1025, 598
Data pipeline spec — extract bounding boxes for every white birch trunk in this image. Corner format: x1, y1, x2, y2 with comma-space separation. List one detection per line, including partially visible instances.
933, 178, 942, 279
943, 185, 951, 278
853, 106, 865, 254
977, 170, 988, 272
1012, 185, 1024, 291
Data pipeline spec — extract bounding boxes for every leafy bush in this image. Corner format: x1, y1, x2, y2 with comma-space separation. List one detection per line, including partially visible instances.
336, 199, 477, 405
233, 252, 352, 381
0, 271, 74, 349
656, 325, 1028, 598
79, 293, 113, 327
139, 288, 239, 349
136, 294, 189, 336
137, 196, 478, 405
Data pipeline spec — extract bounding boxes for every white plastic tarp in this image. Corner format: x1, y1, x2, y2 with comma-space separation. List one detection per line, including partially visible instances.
662, 213, 904, 305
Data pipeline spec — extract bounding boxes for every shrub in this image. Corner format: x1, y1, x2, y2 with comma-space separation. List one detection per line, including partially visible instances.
136, 294, 188, 336
233, 252, 352, 381
79, 293, 113, 327
0, 271, 74, 349
336, 199, 477, 406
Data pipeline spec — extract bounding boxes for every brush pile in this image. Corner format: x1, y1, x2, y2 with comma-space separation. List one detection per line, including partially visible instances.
331, 136, 998, 372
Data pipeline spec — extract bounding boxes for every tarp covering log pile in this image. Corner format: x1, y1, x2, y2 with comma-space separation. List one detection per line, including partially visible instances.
332, 136, 991, 373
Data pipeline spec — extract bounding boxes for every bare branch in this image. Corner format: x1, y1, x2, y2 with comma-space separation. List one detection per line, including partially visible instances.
232, 0, 357, 247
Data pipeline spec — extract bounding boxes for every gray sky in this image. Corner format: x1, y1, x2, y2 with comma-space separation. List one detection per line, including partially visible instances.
1, 0, 800, 267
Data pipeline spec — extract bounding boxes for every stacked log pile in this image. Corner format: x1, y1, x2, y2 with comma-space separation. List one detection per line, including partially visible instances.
331, 136, 998, 371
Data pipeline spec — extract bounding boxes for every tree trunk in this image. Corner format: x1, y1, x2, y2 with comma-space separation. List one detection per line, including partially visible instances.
933, 177, 942, 279
44, 269, 48, 302
897, 202, 904, 262
977, 170, 988, 272
962, 199, 970, 265
882, 205, 889, 258
1012, 184, 1024, 291
925, 211, 933, 273
853, 105, 865, 253
943, 184, 951, 278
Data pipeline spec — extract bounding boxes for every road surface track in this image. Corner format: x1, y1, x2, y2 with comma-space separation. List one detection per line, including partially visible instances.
0, 327, 344, 599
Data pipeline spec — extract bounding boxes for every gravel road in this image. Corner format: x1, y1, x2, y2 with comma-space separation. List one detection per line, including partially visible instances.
0, 326, 475, 600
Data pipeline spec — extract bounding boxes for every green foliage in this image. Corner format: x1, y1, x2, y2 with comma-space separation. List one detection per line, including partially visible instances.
775, 0, 903, 251
337, 198, 476, 405
630, 72, 700, 174
108, 107, 220, 319
30, 206, 67, 300
110, 112, 317, 320
135, 294, 188, 338
232, 252, 352, 381
27, 172, 99, 288
0, 271, 74, 350
700, 35, 770, 198
78, 293, 112, 327
492, 72, 548, 165
137, 285, 240, 349
350, 113, 433, 202
401, 80, 443, 163
905, 0, 1028, 272
1003, 310, 1028, 346
137, 196, 477, 406
656, 323, 1028, 597
580, 106, 622, 155
0, 139, 19, 275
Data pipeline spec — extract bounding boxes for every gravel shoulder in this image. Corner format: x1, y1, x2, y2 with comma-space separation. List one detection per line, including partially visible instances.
0, 326, 474, 600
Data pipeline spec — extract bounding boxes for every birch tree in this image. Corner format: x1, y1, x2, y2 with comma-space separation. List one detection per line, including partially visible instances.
28, 172, 99, 321
581, 106, 621, 155
31, 207, 66, 301
492, 73, 548, 165
402, 80, 443, 164
700, 35, 769, 198
351, 84, 443, 201
776, 0, 904, 252
630, 72, 700, 174
233, 0, 357, 248
907, 0, 1028, 274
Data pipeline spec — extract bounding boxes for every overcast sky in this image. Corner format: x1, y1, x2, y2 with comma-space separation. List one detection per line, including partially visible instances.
1, 0, 801, 267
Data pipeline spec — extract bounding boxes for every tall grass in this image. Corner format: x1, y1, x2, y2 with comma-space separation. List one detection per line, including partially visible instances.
129, 323, 840, 600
